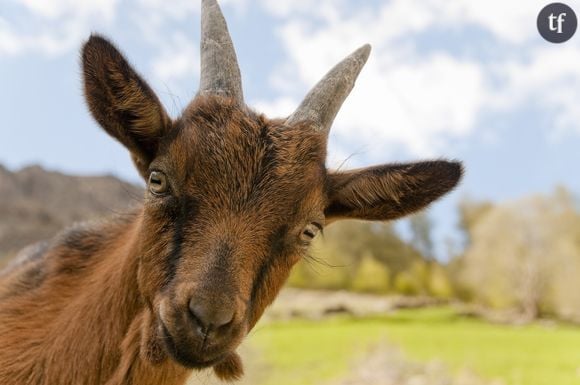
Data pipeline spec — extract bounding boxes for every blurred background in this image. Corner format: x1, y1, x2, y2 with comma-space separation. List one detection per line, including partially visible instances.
2, 1, 580, 384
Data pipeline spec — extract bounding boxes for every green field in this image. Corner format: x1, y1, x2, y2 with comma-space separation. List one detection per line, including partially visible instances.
243, 307, 580, 385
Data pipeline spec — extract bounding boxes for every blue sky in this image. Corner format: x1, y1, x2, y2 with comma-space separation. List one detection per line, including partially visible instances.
1, 0, 580, 259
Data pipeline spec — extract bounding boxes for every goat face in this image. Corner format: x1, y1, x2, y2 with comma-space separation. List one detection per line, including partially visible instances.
135, 97, 328, 369
81, 0, 462, 375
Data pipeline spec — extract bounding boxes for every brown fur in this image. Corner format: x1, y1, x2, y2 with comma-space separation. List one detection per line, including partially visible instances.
0, 33, 463, 385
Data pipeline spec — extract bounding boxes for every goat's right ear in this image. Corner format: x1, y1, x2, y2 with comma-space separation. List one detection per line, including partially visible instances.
82, 35, 171, 178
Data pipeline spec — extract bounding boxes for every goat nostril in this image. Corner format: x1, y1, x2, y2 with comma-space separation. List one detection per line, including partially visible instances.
188, 299, 235, 331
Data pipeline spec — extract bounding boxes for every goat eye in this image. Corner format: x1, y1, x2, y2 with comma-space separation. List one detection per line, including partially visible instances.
300, 223, 320, 243
148, 171, 168, 195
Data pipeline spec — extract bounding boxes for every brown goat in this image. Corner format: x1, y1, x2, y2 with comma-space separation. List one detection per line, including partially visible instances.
0, 1, 462, 384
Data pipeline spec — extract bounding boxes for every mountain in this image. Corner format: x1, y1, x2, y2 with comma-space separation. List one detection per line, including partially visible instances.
0, 164, 143, 265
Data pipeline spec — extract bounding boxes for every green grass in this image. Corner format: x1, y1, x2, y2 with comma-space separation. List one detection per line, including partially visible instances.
244, 307, 580, 385
244, 317, 381, 385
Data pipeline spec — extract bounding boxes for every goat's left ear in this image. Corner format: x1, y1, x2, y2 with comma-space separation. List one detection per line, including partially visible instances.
325, 160, 463, 222
82, 35, 171, 178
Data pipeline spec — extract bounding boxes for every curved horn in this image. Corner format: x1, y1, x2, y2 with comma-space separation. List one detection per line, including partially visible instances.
199, 0, 243, 102
286, 44, 371, 133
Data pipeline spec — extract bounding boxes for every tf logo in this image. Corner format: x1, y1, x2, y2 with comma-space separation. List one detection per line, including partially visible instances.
537, 3, 577, 43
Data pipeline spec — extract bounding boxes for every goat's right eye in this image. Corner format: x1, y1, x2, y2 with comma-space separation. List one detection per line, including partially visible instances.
148, 171, 168, 195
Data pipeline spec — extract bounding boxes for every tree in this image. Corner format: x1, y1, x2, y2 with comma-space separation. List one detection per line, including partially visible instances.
458, 189, 580, 321
428, 264, 454, 299
458, 198, 493, 246
287, 220, 424, 292
350, 252, 391, 293
409, 212, 435, 260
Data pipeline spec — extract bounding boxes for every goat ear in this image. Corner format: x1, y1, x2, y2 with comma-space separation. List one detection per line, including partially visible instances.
82, 35, 171, 178
325, 160, 463, 222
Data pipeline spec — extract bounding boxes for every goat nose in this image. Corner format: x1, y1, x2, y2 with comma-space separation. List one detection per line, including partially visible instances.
189, 299, 235, 330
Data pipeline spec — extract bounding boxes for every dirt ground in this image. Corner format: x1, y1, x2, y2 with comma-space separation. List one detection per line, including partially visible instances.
330, 344, 502, 385
263, 288, 444, 321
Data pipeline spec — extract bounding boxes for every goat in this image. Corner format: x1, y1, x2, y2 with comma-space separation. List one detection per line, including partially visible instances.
0, 0, 462, 384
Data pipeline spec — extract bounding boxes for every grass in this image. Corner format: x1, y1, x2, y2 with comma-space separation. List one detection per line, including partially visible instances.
243, 307, 580, 385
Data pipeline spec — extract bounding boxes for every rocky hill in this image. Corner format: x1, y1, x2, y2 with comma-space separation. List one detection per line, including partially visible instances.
0, 164, 142, 265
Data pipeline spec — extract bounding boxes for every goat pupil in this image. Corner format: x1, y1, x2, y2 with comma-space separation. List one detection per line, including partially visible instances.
149, 173, 162, 185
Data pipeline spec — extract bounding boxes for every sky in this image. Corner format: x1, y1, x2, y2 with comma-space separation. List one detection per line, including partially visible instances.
1, 0, 580, 260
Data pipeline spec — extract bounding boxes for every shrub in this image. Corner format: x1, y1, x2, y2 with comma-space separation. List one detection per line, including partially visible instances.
350, 253, 390, 294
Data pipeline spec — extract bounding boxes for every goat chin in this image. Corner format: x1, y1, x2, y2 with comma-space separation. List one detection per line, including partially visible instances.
213, 352, 244, 382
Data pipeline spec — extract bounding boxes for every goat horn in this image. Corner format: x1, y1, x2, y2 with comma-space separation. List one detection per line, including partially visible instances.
198, 0, 243, 102
286, 44, 371, 133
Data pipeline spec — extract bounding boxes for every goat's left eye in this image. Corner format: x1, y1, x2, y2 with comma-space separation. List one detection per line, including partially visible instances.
300, 223, 321, 243
148, 171, 168, 195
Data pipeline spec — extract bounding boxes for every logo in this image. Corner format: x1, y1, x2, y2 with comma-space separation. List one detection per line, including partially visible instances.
537, 3, 577, 43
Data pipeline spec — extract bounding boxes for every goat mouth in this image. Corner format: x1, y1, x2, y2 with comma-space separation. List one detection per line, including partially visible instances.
160, 321, 228, 369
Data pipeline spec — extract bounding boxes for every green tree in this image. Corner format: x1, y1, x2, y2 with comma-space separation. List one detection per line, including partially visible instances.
287, 220, 425, 292
409, 212, 435, 260
427, 263, 454, 299
350, 252, 391, 293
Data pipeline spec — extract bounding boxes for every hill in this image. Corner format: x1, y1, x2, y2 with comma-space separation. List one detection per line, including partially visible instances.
0, 164, 142, 264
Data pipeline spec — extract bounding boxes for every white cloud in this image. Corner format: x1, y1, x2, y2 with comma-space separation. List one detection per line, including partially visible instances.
260, 0, 347, 21
135, 0, 198, 20
434, 0, 548, 44
132, 0, 248, 24
0, 16, 85, 56
263, 0, 548, 44
5, 0, 580, 157
1, 0, 118, 56
0, 0, 250, 113
254, 0, 488, 162
253, 0, 580, 163
0, 0, 248, 58
334, 54, 485, 155
152, 36, 198, 85
14, 0, 117, 20
493, 45, 580, 138
257, 51, 485, 162
150, 32, 199, 111
253, 96, 296, 119
135, 0, 247, 111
